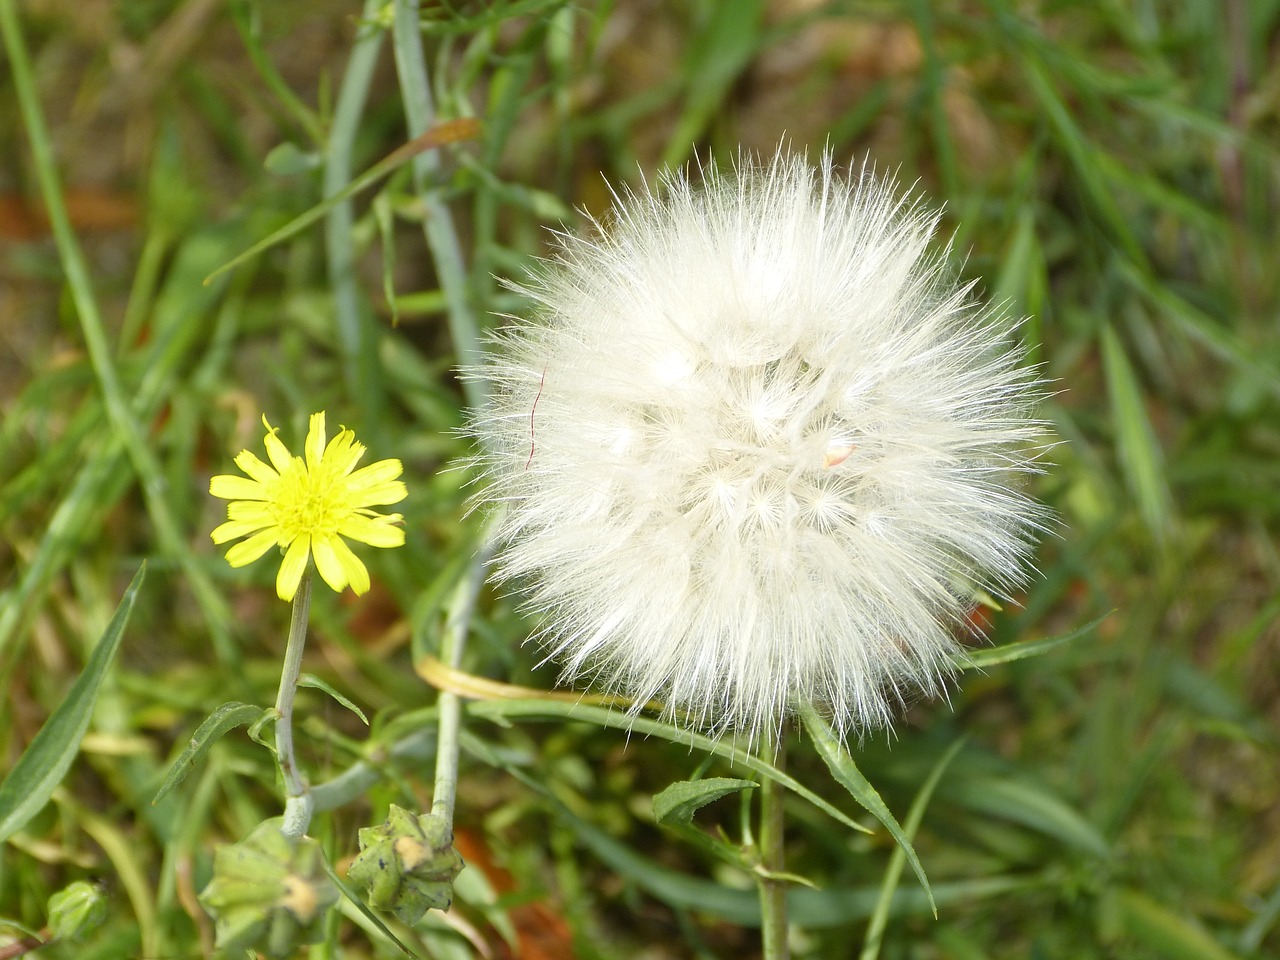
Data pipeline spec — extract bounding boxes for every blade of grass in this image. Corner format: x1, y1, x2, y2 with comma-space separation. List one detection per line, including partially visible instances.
393, 0, 486, 412
859, 738, 965, 960
467, 697, 872, 836
203, 115, 482, 289
1101, 323, 1175, 541
0, 0, 235, 670
464, 729, 1034, 927
660, 0, 765, 170
955, 611, 1111, 670
0, 565, 144, 844
324, 0, 387, 409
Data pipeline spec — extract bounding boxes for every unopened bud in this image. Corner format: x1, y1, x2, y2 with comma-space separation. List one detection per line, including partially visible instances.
198, 818, 337, 960
47, 880, 107, 942
347, 805, 464, 924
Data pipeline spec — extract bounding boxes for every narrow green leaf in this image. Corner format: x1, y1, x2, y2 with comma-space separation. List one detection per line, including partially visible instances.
322, 858, 422, 960
661, 0, 765, 168
298, 674, 369, 726
151, 702, 267, 806
860, 738, 966, 960
0, 564, 145, 844
204, 117, 482, 286
467, 698, 872, 835
948, 776, 1110, 859
799, 704, 934, 914
654, 778, 757, 827
1101, 323, 1175, 540
462, 730, 1035, 927
955, 611, 1112, 670
1112, 889, 1242, 960
1117, 259, 1280, 399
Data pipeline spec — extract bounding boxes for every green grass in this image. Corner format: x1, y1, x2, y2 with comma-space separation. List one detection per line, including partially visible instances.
1, 0, 1278, 957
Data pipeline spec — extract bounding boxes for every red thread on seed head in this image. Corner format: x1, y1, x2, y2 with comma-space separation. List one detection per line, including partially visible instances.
525, 366, 547, 471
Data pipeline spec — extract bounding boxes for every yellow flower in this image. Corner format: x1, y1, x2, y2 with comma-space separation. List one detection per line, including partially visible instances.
210, 412, 408, 601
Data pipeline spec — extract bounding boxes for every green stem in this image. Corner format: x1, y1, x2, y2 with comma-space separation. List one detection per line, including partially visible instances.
431, 548, 491, 825
324, 0, 387, 412
759, 728, 789, 960
277, 574, 314, 838
392, 0, 486, 412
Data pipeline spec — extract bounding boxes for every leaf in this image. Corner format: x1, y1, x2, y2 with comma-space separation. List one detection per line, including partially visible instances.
955, 611, 1112, 670
799, 703, 934, 915
1112, 889, 1243, 960
861, 738, 966, 960
467, 698, 872, 835
653, 778, 758, 827
652, 778, 759, 871
0, 564, 145, 844
298, 674, 369, 726
464, 728, 1035, 927
947, 775, 1110, 859
203, 118, 482, 286
321, 857, 423, 960
151, 702, 267, 805
1102, 323, 1175, 540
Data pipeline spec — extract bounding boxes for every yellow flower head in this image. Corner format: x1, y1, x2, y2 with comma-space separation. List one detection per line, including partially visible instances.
210, 412, 408, 601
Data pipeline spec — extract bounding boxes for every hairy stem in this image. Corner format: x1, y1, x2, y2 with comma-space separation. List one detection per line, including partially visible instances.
276, 574, 313, 838
431, 547, 491, 825
759, 728, 789, 960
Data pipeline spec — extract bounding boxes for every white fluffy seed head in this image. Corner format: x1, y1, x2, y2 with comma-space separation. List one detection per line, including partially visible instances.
468, 150, 1050, 744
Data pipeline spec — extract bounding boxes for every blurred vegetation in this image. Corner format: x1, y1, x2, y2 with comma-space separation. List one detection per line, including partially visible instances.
0, 0, 1278, 957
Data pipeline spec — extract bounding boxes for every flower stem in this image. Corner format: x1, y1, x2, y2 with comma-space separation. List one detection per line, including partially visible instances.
431, 547, 490, 825
759, 728, 789, 960
276, 573, 314, 838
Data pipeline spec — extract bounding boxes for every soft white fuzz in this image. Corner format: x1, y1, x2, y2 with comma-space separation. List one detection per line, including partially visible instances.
470, 151, 1048, 743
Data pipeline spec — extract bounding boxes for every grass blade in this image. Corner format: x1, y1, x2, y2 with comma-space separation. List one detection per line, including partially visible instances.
860, 738, 965, 960
0, 564, 145, 843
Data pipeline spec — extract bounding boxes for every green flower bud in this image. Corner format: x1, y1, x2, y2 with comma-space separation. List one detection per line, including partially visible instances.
198, 818, 338, 959
347, 805, 464, 924
47, 880, 107, 942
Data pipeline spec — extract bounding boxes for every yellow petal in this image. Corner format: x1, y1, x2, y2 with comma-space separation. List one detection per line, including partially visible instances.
210, 474, 269, 502
224, 527, 282, 566
345, 461, 406, 506
305, 412, 327, 469
311, 534, 348, 593
325, 430, 364, 477
350, 480, 407, 508
212, 518, 273, 544
263, 420, 294, 475
276, 537, 311, 601
331, 536, 371, 595
233, 449, 279, 485
339, 514, 405, 548
226, 501, 273, 523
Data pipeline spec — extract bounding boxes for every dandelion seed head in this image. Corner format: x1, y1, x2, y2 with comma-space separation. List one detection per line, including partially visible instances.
470, 150, 1050, 742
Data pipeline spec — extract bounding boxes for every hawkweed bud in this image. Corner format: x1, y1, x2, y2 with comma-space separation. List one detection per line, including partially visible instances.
347, 805, 464, 923
198, 819, 337, 959
46, 880, 107, 942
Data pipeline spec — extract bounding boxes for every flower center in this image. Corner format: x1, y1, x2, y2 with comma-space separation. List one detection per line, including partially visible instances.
271, 458, 347, 538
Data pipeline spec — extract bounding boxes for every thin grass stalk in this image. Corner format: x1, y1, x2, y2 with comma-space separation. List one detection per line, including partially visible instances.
0, 0, 237, 672
858, 738, 965, 960
392, 0, 487, 412
324, 0, 387, 415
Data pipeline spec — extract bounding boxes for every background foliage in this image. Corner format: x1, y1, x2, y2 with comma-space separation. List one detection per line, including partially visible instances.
1, 0, 1278, 957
